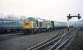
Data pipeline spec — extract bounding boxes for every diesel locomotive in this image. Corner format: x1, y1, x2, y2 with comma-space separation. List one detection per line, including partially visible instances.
0, 17, 67, 34
0, 17, 55, 34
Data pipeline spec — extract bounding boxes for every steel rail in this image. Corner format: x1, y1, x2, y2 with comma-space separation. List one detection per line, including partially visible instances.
27, 29, 76, 50
27, 31, 62, 50
55, 35, 72, 50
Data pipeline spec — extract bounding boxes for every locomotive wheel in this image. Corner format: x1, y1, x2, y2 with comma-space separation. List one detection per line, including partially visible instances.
23, 29, 30, 35
31, 29, 34, 34
24, 30, 28, 35
24, 29, 35, 35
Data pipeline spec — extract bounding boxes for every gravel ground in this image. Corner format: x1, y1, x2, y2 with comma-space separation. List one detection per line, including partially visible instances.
66, 30, 83, 50
0, 29, 64, 50
0, 33, 25, 41
78, 31, 83, 50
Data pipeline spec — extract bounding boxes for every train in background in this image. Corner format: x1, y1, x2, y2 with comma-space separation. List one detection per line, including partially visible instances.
0, 18, 22, 33
0, 17, 67, 34
72, 19, 83, 30
54, 21, 67, 29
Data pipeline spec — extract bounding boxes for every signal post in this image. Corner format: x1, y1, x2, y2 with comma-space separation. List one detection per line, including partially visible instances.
67, 13, 81, 31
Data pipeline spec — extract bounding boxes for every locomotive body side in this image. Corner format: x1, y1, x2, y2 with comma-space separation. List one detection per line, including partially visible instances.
37, 20, 54, 32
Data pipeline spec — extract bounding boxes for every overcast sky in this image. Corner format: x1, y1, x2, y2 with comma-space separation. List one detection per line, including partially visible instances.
0, 0, 83, 21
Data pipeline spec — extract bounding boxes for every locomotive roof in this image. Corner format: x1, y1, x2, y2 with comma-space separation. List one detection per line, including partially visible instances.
0, 18, 19, 21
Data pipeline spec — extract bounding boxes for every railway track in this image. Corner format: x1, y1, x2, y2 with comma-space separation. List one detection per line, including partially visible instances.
27, 28, 77, 50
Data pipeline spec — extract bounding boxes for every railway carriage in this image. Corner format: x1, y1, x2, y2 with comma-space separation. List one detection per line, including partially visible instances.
0, 18, 22, 33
